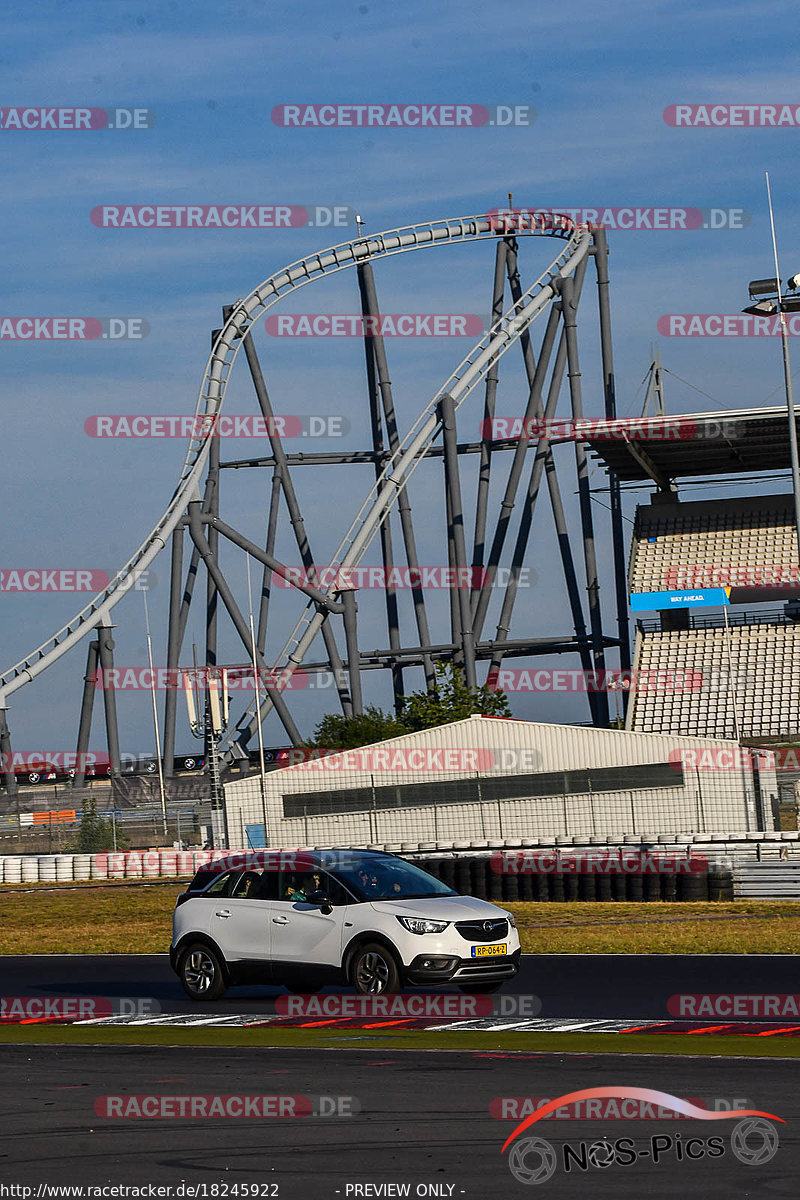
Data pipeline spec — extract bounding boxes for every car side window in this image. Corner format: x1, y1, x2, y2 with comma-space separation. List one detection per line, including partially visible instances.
275, 869, 352, 906
253, 871, 282, 901
230, 871, 263, 899
205, 872, 236, 897
317, 870, 352, 907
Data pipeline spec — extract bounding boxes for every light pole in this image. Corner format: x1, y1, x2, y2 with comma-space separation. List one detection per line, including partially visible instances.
742, 173, 800, 579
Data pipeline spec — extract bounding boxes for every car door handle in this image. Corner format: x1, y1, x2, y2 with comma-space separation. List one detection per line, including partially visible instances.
214, 909, 231, 918
272, 916, 290, 925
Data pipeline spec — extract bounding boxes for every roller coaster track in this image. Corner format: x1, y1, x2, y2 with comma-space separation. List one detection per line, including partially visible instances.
0, 213, 591, 749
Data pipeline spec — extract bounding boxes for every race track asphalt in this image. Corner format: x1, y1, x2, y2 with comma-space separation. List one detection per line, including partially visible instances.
0, 1044, 797, 1197
0, 952, 796, 1020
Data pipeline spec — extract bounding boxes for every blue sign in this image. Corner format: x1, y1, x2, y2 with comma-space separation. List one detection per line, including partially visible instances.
245, 823, 268, 848
630, 588, 730, 612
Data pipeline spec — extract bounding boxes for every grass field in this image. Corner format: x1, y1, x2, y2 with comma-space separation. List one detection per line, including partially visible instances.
1, 881, 799, 954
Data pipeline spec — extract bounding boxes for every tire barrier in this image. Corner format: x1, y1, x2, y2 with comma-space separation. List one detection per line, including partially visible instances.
411, 853, 716, 903
708, 869, 734, 901
468, 857, 488, 899
0, 847, 731, 901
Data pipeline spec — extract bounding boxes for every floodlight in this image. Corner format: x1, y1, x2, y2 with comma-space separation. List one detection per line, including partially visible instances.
748, 277, 780, 298
742, 300, 778, 316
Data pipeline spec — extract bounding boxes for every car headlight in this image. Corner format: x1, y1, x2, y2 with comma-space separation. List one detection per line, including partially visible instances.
507, 914, 517, 928
396, 916, 450, 935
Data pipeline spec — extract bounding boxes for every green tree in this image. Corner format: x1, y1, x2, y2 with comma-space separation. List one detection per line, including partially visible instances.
68, 798, 126, 853
310, 704, 410, 750
308, 663, 511, 748
399, 662, 511, 731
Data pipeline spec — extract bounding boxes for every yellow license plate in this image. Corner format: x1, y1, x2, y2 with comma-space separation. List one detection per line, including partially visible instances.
471, 943, 507, 958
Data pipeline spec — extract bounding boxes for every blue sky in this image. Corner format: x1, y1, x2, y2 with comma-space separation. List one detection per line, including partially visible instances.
2, 0, 800, 758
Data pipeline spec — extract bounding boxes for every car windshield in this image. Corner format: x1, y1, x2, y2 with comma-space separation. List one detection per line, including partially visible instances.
327, 854, 455, 901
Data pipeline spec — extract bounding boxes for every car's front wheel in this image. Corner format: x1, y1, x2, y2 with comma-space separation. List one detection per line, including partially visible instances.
178, 943, 227, 1001
350, 943, 402, 995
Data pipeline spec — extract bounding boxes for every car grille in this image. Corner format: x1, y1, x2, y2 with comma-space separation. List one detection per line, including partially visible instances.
454, 918, 508, 942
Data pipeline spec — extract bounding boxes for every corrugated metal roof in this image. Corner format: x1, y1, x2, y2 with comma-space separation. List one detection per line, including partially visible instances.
584, 406, 796, 481
225, 715, 769, 800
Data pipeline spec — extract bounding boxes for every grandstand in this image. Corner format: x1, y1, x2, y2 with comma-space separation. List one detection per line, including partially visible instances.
623, 493, 800, 738
584, 412, 800, 747
627, 613, 800, 738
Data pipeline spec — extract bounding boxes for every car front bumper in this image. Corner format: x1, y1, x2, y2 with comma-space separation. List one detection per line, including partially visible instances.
405, 947, 520, 986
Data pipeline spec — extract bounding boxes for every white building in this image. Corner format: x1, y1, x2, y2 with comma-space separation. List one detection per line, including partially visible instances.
223, 716, 776, 847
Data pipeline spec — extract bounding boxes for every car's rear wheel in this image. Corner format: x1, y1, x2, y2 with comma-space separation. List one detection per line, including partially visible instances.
350, 943, 402, 995
179, 943, 227, 1001
458, 981, 504, 994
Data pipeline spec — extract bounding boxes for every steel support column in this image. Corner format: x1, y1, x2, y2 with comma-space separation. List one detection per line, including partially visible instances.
471, 302, 561, 640
341, 588, 364, 714
239, 324, 353, 716
357, 262, 405, 707
256, 471, 282, 656
162, 526, 184, 779
593, 228, 631, 676
97, 617, 122, 775
0, 699, 18, 798
187, 501, 303, 745
440, 392, 477, 689
472, 240, 509, 585
72, 639, 100, 789
486, 255, 599, 720
357, 260, 435, 690
205, 421, 220, 672
559, 273, 609, 725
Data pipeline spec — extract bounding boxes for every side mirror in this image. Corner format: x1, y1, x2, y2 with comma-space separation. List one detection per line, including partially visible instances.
307, 889, 333, 914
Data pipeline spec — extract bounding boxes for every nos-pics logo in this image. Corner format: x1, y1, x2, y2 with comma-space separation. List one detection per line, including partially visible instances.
501, 1087, 783, 1185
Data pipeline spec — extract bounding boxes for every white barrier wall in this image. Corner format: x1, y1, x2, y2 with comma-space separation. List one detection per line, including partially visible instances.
0, 849, 238, 884
2, 835, 800, 883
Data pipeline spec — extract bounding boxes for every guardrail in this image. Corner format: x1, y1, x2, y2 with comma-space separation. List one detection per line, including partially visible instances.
733, 861, 800, 900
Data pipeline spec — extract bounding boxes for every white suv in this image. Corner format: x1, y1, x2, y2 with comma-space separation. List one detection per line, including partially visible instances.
171, 848, 520, 999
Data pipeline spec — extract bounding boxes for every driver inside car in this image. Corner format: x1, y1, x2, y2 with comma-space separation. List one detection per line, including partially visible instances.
284, 871, 322, 902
